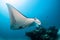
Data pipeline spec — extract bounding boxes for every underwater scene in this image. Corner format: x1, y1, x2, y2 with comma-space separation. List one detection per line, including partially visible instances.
0, 0, 60, 40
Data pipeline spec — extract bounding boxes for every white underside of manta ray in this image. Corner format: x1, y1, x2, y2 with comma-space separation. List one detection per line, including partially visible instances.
6, 3, 41, 30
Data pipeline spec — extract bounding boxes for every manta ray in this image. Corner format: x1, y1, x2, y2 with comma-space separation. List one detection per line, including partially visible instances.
6, 3, 41, 30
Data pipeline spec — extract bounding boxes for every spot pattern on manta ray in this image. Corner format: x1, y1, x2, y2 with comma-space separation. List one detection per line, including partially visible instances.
19, 26, 23, 29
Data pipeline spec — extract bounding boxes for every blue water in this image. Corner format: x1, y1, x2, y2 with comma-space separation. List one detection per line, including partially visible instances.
0, 0, 60, 40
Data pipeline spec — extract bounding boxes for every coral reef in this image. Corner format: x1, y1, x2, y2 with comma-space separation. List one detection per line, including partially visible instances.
26, 26, 58, 40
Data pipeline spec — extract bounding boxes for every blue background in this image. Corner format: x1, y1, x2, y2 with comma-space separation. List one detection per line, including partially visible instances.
0, 0, 60, 40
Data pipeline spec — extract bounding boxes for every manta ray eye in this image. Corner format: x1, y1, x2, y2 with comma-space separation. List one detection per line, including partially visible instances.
34, 18, 36, 20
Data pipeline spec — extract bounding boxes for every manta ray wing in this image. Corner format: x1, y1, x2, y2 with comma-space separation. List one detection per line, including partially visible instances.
6, 3, 28, 29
